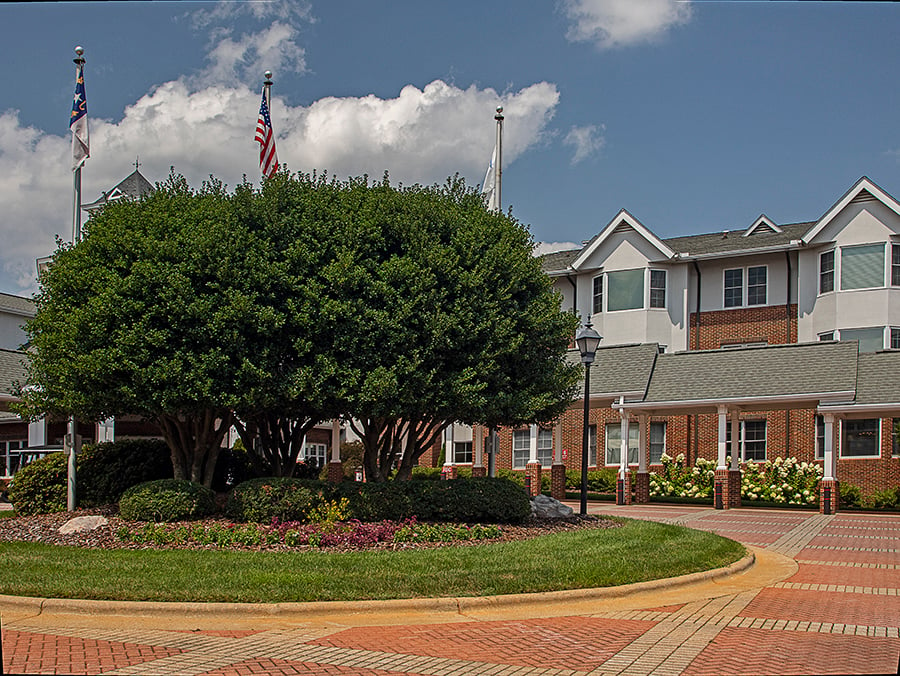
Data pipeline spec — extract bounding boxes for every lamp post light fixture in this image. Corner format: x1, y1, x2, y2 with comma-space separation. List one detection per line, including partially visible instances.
575, 321, 602, 516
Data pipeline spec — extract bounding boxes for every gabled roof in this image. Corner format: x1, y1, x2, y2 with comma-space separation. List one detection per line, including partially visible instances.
0, 292, 35, 317
571, 210, 677, 270
0, 348, 26, 401
849, 350, 900, 406
665, 222, 810, 259
566, 343, 660, 405
541, 248, 580, 275
83, 168, 154, 212
801, 176, 900, 245
743, 215, 782, 237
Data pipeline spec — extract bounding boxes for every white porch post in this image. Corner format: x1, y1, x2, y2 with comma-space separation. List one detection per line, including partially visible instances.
823, 413, 836, 481
638, 414, 648, 473
717, 405, 728, 470
528, 424, 539, 464
730, 413, 741, 470
444, 425, 454, 466
473, 424, 484, 469
619, 410, 630, 479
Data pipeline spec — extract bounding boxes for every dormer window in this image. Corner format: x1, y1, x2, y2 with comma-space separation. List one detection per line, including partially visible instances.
591, 268, 667, 313
841, 244, 885, 290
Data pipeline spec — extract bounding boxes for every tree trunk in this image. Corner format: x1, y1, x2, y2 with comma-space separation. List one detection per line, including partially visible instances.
156, 409, 233, 488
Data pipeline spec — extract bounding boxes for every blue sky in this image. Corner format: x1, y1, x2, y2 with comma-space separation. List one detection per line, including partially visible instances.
2, 1, 900, 296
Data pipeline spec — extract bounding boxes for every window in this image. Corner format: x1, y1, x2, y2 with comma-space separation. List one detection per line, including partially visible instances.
512, 430, 529, 469
607, 269, 644, 311
649, 422, 666, 464
841, 244, 885, 290
816, 415, 825, 460
893, 419, 899, 457
453, 441, 473, 464
587, 424, 597, 466
592, 275, 603, 314
892, 328, 900, 350
841, 419, 880, 458
818, 332, 834, 342
893, 244, 900, 287
1, 440, 27, 478
747, 266, 767, 305
537, 428, 553, 467
650, 270, 667, 308
303, 442, 327, 466
724, 269, 743, 307
512, 429, 552, 467
605, 423, 639, 465
840, 327, 885, 353
726, 420, 767, 461
819, 250, 835, 293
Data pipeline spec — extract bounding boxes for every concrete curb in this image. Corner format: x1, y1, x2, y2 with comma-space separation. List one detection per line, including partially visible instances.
0, 550, 755, 619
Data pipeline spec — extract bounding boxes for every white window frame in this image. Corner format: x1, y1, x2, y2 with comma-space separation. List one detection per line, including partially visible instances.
892, 243, 900, 287
303, 442, 328, 466
724, 268, 743, 308
537, 428, 553, 467
815, 415, 825, 460
587, 424, 597, 467
893, 419, 899, 458
891, 327, 900, 350
649, 422, 666, 464
592, 275, 603, 314
512, 430, 529, 469
649, 269, 667, 309
453, 441, 473, 464
724, 265, 767, 308
819, 249, 835, 294
605, 423, 639, 466
726, 419, 767, 462
837, 327, 887, 353
606, 268, 646, 312
818, 331, 835, 342
840, 419, 881, 459
840, 243, 886, 291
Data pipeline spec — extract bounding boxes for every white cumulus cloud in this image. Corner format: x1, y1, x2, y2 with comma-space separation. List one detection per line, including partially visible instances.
563, 124, 605, 164
563, 0, 693, 49
0, 78, 559, 296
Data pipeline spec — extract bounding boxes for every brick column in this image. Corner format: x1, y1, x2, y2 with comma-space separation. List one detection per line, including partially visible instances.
634, 471, 650, 504
326, 461, 344, 484
725, 469, 742, 508
525, 461, 542, 497
551, 463, 566, 500
471, 466, 486, 478
819, 479, 840, 515
714, 468, 727, 510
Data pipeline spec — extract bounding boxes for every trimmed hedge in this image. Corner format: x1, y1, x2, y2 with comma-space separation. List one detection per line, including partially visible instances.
7, 452, 68, 515
78, 439, 173, 506
119, 479, 217, 522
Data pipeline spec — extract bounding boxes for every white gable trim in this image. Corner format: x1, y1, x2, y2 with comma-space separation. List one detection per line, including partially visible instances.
571, 209, 677, 270
743, 215, 782, 237
802, 177, 900, 245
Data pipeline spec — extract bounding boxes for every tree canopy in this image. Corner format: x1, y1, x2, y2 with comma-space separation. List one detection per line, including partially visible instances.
19, 171, 580, 485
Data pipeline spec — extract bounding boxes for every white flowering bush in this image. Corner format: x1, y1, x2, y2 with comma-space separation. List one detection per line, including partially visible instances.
650, 454, 822, 505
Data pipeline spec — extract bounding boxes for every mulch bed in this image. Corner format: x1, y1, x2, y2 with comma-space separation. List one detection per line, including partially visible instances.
0, 507, 619, 553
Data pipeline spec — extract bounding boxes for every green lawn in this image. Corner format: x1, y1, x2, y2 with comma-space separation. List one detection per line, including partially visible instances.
0, 518, 744, 603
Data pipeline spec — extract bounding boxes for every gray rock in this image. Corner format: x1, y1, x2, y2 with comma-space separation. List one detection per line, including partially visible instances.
58, 515, 108, 535
530, 494, 574, 519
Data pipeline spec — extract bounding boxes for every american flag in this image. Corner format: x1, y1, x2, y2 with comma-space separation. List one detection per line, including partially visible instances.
70, 63, 89, 171
255, 86, 279, 178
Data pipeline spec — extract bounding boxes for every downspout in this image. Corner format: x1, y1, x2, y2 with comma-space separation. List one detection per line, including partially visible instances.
785, 251, 793, 457
691, 260, 701, 465
566, 272, 578, 315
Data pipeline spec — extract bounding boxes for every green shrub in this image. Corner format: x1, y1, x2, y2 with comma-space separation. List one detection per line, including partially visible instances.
78, 439, 173, 506
565, 468, 618, 493
8, 453, 68, 515
410, 466, 443, 480
226, 477, 324, 522
866, 488, 899, 510
496, 468, 551, 493
333, 476, 530, 524
839, 484, 862, 508
119, 479, 216, 522
211, 445, 262, 492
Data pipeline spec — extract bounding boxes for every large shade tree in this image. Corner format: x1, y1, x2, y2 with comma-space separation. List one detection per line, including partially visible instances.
19, 174, 280, 486
318, 175, 582, 481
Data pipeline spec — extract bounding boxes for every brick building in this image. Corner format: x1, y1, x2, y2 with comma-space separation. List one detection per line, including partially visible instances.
440, 176, 900, 508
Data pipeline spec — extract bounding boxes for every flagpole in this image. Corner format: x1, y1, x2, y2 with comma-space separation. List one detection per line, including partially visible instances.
68, 45, 86, 513
493, 106, 503, 212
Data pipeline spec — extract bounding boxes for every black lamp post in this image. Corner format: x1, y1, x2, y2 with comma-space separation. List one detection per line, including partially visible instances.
575, 322, 602, 516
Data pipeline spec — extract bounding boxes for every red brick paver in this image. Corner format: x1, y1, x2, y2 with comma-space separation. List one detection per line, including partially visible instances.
200, 659, 429, 676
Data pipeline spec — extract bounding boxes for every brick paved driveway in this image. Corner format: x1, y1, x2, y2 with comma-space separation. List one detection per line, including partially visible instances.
2, 505, 898, 675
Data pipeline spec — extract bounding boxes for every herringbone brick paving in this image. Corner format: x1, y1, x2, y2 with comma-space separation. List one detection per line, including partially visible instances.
2, 505, 898, 675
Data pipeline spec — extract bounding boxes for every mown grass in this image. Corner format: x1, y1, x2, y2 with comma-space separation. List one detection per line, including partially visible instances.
0, 518, 744, 603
